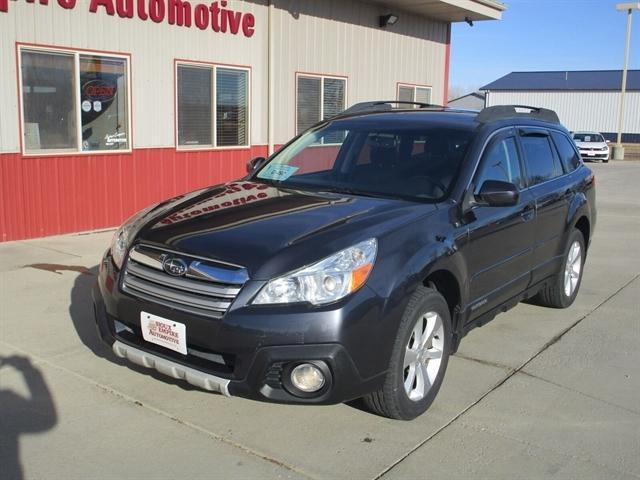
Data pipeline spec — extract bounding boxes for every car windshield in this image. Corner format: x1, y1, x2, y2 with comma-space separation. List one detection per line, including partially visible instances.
573, 133, 605, 143
255, 121, 474, 202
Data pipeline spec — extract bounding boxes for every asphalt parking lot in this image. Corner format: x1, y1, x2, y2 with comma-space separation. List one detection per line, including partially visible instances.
1, 161, 639, 480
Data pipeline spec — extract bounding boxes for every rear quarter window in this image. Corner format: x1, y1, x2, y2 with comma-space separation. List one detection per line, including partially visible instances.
551, 132, 581, 172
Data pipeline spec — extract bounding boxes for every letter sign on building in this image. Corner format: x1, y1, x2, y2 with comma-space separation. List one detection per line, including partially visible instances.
2, 0, 256, 37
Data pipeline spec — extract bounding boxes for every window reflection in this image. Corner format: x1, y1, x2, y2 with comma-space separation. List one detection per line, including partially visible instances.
80, 55, 129, 151
21, 50, 77, 151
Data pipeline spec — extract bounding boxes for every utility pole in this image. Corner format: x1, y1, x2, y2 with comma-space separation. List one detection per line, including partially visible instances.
613, 3, 639, 161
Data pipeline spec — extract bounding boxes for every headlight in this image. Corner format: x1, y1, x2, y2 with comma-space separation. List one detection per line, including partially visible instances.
109, 204, 158, 269
110, 227, 129, 270
252, 239, 377, 306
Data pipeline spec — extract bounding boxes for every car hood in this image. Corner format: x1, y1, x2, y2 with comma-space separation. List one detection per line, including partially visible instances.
135, 181, 436, 279
574, 141, 608, 149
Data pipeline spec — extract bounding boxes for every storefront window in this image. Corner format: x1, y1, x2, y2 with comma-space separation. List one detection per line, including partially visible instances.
176, 63, 249, 148
21, 50, 77, 151
398, 85, 413, 103
322, 78, 345, 119
80, 56, 129, 151
297, 76, 321, 135
397, 84, 432, 106
296, 74, 346, 135
415, 87, 432, 104
216, 68, 248, 147
20, 47, 130, 154
177, 65, 213, 146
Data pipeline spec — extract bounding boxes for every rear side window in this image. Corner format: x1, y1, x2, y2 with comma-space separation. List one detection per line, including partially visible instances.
551, 132, 581, 172
475, 136, 524, 191
520, 134, 564, 186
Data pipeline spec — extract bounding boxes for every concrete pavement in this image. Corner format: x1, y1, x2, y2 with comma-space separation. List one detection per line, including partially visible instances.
1, 161, 639, 480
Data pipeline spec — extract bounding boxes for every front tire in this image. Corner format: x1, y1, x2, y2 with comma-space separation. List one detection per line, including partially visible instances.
533, 229, 585, 308
364, 286, 452, 420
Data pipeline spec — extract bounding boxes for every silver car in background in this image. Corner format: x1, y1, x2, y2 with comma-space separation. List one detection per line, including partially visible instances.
572, 131, 610, 163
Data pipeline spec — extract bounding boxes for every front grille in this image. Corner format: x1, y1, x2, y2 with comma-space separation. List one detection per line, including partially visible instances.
121, 244, 249, 318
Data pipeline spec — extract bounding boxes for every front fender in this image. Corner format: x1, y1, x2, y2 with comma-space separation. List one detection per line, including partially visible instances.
366, 212, 468, 335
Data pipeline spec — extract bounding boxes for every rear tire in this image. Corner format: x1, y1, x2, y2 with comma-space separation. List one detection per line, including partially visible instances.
363, 286, 452, 420
533, 229, 585, 309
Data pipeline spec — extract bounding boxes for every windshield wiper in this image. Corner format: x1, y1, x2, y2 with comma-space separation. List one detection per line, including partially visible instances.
317, 187, 406, 201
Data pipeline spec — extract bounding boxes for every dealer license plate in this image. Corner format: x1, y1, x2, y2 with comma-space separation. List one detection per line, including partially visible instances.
587, 152, 596, 156
140, 312, 187, 355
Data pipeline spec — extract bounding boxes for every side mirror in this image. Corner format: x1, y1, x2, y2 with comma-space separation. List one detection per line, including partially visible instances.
476, 180, 519, 207
246, 156, 267, 174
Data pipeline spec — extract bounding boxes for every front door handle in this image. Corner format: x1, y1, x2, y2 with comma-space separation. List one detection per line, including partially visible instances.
520, 206, 535, 222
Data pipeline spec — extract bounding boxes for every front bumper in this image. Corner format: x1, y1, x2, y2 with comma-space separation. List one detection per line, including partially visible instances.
93, 251, 395, 404
112, 340, 231, 395
579, 149, 609, 160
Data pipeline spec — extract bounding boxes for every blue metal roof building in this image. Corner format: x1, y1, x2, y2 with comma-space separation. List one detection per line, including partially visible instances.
481, 70, 640, 143
481, 70, 640, 92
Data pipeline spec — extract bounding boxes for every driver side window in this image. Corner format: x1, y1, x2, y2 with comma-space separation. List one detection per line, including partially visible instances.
475, 136, 524, 193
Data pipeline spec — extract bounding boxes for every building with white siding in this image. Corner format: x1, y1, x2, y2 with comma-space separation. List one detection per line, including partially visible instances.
482, 70, 640, 143
447, 91, 485, 110
0, 0, 505, 241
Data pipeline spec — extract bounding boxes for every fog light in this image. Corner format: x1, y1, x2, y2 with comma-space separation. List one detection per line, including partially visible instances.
290, 363, 325, 392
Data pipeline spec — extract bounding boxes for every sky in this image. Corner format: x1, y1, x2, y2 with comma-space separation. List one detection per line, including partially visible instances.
449, 0, 640, 97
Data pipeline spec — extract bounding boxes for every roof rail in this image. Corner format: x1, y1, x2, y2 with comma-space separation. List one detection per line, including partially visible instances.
341, 100, 444, 116
476, 105, 560, 124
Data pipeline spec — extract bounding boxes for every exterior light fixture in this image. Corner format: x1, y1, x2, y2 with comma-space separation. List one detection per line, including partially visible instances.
379, 14, 399, 28
465, 16, 474, 27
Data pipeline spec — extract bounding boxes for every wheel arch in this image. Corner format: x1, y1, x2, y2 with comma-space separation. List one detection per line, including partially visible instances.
574, 215, 591, 252
417, 249, 468, 340
423, 269, 461, 323
566, 191, 592, 252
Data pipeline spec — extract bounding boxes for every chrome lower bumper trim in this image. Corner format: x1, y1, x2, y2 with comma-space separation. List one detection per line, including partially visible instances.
112, 340, 231, 396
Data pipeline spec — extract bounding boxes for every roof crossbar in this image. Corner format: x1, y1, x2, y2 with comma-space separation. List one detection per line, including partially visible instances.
341, 100, 444, 116
476, 105, 560, 124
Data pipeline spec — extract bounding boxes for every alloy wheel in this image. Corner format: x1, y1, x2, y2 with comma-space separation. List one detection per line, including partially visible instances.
564, 240, 582, 297
403, 311, 444, 401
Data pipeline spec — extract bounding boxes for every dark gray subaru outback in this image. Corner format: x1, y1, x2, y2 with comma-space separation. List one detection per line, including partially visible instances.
93, 102, 595, 420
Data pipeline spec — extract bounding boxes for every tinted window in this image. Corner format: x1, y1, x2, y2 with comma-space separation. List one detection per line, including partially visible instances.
552, 132, 581, 172
520, 135, 564, 186
475, 137, 524, 191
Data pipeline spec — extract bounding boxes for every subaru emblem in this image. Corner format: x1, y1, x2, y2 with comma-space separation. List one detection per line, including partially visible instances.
162, 256, 188, 277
